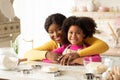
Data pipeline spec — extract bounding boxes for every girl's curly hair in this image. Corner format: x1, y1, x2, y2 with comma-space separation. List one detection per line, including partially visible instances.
62, 16, 97, 39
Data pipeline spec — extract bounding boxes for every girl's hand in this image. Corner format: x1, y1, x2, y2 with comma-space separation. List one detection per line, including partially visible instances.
70, 58, 83, 65
57, 53, 80, 65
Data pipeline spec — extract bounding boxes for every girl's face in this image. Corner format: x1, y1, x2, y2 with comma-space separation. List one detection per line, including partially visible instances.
68, 25, 85, 46
48, 24, 63, 43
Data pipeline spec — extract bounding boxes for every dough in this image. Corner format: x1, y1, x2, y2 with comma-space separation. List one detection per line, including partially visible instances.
41, 66, 59, 72
85, 62, 107, 74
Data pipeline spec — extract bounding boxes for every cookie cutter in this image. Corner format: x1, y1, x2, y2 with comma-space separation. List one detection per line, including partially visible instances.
31, 64, 41, 69
17, 69, 33, 74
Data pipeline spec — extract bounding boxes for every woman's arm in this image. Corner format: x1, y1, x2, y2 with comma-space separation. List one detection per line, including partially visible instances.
24, 50, 47, 61
34, 40, 58, 51
24, 40, 58, 61
77, 37, 109, 57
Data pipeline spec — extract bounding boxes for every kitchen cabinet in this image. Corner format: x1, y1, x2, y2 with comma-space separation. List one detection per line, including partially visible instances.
101, 47, 120, 56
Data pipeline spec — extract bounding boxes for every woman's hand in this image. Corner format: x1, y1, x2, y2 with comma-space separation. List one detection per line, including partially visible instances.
57, 53, 80, 65
46, 51, 61, 64
18, 58, 27, 65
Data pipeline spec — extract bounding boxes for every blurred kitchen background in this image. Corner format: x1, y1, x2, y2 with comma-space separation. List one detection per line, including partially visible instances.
12, 0, 120, 58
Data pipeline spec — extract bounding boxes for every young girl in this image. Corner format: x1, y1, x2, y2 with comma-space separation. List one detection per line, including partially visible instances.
24, 13, 108, 65
48, 16, 101, 65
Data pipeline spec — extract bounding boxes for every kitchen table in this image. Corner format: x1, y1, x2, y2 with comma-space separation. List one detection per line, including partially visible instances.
0, 56, 120, 80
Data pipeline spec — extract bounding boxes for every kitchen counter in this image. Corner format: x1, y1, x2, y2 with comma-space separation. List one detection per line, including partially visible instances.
0, 61, 86, 80
101, 47, 120, 57
0, 56, 120, 80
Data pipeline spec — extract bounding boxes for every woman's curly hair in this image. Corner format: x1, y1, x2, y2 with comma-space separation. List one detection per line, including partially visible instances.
62, 16, 97, 39
44, 13, 66, 32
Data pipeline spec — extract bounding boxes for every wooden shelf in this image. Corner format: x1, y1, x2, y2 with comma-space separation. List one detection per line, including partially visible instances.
72, 12, 120, 19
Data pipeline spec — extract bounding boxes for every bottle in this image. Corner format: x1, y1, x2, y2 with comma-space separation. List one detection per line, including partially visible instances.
86, 0, 95, 12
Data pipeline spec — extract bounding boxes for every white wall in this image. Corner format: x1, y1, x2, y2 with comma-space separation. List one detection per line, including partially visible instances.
13, 0, 120, 58
13, 0, 73, 58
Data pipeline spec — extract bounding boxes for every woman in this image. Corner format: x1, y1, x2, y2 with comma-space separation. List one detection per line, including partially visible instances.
24, 13, 109, 64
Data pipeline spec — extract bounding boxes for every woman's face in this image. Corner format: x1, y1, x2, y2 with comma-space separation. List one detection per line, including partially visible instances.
68, 25, 85, 46
48, 24, 63, 43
